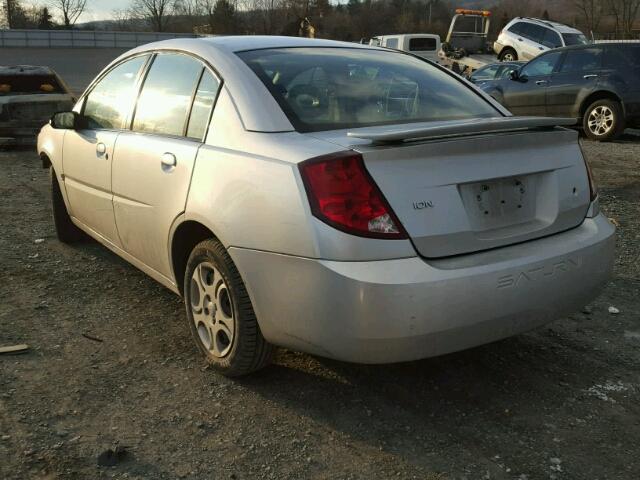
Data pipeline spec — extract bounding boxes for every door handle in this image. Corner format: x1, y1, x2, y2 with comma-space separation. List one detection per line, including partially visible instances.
583, 74, 598, 79
517, 38, 523, 42
96, 142, 106, 155
161, 152, 177, 171
535, 80, 548, 85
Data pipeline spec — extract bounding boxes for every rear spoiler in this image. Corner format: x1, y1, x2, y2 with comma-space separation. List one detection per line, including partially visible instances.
347, 117, 577, 145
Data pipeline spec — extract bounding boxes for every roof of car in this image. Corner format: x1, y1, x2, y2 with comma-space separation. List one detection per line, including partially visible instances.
514, 17, 583, 34
0, 65, 55, 76
195, 35, 374, 53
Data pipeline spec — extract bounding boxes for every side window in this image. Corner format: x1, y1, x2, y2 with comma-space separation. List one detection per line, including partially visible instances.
508, 22, 524, 35
518, 23, 534, 39
521, 51, 562, 77
472, 65, 500, 80
604, 45, 640, 69
541, 28, 562, 48
385, 38, 399, 49
132, 53, 203, 137
560, 48, 602, 73
186, 70, 220, 140
409, 37, 437, 51
83, 55, 148, 130
528, 24, 546, 43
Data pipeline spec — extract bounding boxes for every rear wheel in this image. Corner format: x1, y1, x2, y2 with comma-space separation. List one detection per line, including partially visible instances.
184, 239, 273, 376
499, 48, 518, 62
583, 99, 624, 141
50, 167, 85, 243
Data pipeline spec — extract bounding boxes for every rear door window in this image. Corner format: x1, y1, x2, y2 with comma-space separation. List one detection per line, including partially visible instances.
186, 70, 221, 140
559, 48, 602, 73
409, 37, 437, 51
527, 24, 546, 43
603, 45, 640, 69
83, 55, 148, 130
132, 53, 203, 137
521, 51, 562, 77
238, 47, 500, 132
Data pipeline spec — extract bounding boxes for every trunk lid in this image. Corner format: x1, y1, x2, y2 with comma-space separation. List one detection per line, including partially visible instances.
310, 119, 590, 258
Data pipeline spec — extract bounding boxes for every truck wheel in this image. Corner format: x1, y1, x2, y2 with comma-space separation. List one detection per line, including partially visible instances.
184, 239, 274, 377
50, 167, 85, 243
583, 99, 624, 141
499, 48, 518, 62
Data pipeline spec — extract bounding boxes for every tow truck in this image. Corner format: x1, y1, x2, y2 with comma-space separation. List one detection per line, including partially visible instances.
437, 8, 497, 75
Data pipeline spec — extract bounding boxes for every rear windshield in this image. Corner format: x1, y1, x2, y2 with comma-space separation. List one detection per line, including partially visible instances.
0, 75, 64, 95
238, 47, 500, 132
562, 33, 588, 46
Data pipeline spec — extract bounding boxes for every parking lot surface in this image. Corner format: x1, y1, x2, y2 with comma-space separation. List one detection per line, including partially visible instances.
1, 134, 639, 479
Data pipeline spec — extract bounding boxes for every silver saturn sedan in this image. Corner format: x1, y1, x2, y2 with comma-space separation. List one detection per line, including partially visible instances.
38, 36, 615, 376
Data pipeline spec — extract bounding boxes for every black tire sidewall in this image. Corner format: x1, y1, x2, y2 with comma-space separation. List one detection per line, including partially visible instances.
499, 48, 517, 62
183, 240, 248, 374
583, 99, 624, 141
50, 167, 83, 243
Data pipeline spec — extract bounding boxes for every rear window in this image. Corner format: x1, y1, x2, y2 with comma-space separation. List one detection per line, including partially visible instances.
0, 75, 64, 95
562, 33, 588, 46
238, 48, 500, 133
409, 37, 437, 51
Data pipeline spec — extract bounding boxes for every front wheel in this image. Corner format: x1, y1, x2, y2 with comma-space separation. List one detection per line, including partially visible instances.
583, 99, 625, 141
50, 167, 85, 243
184, 239, 273, 376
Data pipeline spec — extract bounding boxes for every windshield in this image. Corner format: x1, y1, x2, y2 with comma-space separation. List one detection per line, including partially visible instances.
238, 47, 500, 132
562, 33, 588, 46
0, 75, 65, 95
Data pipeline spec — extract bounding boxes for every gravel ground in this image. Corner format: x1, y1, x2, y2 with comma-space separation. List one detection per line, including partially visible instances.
1, 133, 639, 480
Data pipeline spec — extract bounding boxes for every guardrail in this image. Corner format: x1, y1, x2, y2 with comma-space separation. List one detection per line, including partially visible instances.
0, 29, 203, 48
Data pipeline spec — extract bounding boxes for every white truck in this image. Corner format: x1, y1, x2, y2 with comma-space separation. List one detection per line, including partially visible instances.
437, 8, 497, 75
369, 34, 442, 63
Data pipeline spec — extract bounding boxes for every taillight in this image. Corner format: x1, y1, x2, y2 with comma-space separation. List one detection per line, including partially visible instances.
299, 151, 408, 239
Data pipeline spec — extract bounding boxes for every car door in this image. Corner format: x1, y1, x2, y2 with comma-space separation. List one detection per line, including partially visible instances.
518, 24, 544, 60
62, 55, 149, 247
500, 51, 562, 115
546, 47, 603, 117
111, 52, 220, 278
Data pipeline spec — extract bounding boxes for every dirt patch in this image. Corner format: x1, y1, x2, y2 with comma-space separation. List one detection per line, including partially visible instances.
1, 136, 639, 480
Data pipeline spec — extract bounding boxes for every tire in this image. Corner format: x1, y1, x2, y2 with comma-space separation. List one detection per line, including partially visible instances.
582, 99, 625, 141
184, 239, 273, 376
50, 167, 85, 243
499, 48, 518, 62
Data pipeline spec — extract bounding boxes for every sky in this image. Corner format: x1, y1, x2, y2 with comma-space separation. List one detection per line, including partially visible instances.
33, 0, 132, 23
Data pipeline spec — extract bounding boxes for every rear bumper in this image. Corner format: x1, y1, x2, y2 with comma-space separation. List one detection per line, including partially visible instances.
493, 41, 505, 55
230, 213, 615, 363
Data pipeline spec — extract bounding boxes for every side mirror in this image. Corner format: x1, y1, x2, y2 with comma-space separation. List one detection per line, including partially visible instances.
50, 111, 87, 130
509, 69, 520, 81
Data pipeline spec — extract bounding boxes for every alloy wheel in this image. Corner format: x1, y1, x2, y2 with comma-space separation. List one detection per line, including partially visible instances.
587, 105, 614, 137
189, 262, 235, 357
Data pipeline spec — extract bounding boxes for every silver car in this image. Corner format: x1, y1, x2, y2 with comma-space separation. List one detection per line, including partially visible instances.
38, 36, 615, 376
494, 17, 588, 62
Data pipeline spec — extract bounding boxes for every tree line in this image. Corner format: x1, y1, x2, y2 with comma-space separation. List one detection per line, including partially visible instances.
2, 0, 639, 39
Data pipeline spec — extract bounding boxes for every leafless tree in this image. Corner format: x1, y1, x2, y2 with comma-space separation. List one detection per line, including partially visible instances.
130, 0, 176, 32
607, 0, 640, 37
574, 0, 605, 34
50, 0, 87, 27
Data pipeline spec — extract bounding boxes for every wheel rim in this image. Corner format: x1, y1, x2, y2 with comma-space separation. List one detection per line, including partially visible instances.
190, 262, 235, 358
587, 105, 614, 136
502, 52, 515, 61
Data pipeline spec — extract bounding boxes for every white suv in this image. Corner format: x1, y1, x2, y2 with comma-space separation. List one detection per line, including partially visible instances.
494, 17, 588, 62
